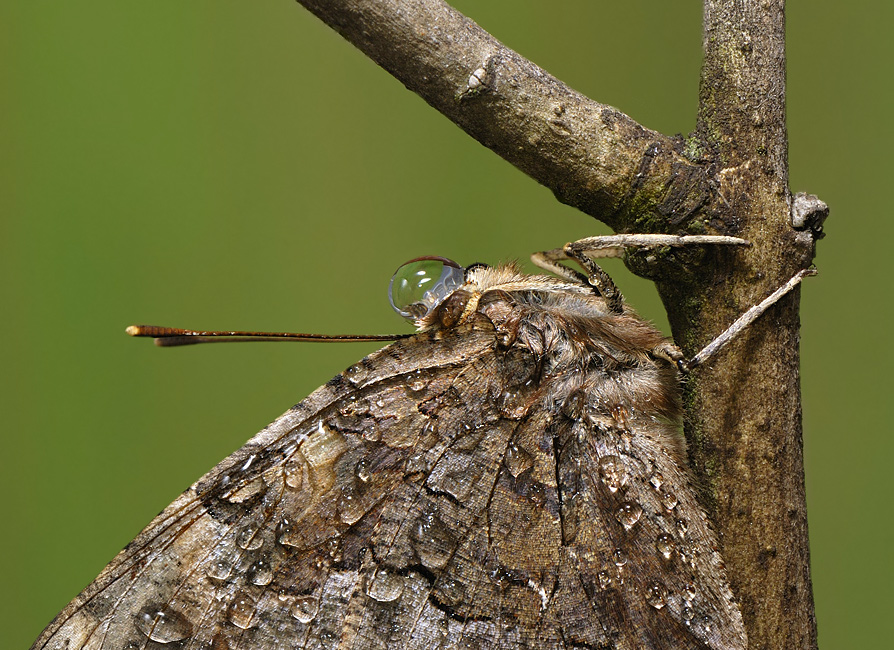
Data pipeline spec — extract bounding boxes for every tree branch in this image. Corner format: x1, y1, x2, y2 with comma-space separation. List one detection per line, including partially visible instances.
295, 0, 713, 232
656, 2, 820, 649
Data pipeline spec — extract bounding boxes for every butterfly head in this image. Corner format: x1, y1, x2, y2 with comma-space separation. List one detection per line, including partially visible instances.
389, 256, 601, 333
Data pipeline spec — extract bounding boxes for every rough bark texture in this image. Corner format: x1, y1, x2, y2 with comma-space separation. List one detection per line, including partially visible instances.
292, 1, 819, 648
660, 2, 820, 649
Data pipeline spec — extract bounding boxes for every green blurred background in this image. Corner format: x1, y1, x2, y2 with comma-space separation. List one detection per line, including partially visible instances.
3, 1, 888, 647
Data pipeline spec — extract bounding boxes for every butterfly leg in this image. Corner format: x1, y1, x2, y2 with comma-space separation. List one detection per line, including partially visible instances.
532, 245, 624, 313
564, 233, 750, 259
533, 234, 751, 315
686, 267, 817, 369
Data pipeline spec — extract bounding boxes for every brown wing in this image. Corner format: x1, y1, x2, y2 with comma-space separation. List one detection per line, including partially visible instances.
32, 319, 498, 650
546, 393, 748, 650
33, 313, 743, 650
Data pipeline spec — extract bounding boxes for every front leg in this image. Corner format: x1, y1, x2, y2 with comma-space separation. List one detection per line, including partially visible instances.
533, 234, 751, 315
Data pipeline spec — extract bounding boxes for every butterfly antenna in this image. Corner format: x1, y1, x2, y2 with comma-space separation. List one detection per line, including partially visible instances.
126, 325, 410, 347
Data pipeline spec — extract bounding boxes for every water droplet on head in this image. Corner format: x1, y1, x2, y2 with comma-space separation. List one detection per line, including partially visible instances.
615, 502, 643, 529
135, 605, 193, 643
645, 582, 668, 609
227, 591, 256, 629
504, 441, 534, 477
290, 595, 319, 624
388, 257, 464, 321
682, 605, 695, 623
682, 582, 697, 602
598, 455, 629, 493
610, 404, 630, 429
236, 522, 263, 551
675, 518, 689, 537
655, 533, 675, 559
366, 568, 405, 602
597, 571, 612, 590
648, 472, 664, 491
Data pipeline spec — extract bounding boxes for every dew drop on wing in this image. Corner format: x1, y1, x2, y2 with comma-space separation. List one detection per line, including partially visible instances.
236, 522, 263, 550
661, 491, 679, 510
645, 582, 668, 609
227, 591, 256, 629
205, 559, 232, 582
655, 533, 675, 559
504, 441, 534, 477
598, 454, 628, 492
290, 596, 319, 624
411, 512, 455, 570
612, 548, 628, 566
135, 605, 193, 643
249, 557, 274, 586
615, 502, 643, 529
366, 568, 405, 602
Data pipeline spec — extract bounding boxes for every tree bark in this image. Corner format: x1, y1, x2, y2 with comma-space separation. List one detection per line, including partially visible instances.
293, 1, 820, 648
664, 2, 820, 649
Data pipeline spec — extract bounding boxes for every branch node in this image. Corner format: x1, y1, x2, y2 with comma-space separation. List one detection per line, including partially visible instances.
459, 54, 498, 100
791, 192, 829, 240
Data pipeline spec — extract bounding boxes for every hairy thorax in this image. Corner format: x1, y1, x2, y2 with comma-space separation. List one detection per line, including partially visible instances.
419, 263, 686, 469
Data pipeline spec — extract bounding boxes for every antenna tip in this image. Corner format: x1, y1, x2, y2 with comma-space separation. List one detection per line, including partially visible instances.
127, 325, 161, 337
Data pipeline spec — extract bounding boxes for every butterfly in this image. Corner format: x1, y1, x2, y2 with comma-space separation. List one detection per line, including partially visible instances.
32, 245, 757, 650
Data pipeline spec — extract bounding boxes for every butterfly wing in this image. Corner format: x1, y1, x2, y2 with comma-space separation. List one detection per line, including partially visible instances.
32, 319, 499, 649
546, 397, 748, 649
34, 310, 744, 649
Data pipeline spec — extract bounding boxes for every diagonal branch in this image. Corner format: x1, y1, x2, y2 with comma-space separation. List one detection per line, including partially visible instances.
295, 0, 712, 232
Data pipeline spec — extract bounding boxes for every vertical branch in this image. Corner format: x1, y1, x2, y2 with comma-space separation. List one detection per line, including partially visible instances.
657, 1, 819, 648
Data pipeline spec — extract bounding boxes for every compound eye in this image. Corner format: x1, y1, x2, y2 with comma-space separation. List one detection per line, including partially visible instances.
388, 256, 464, 321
